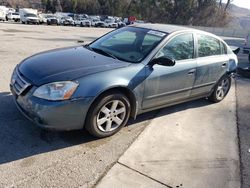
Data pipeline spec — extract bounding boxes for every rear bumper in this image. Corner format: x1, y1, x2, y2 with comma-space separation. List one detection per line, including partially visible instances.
11, 86, 93, 131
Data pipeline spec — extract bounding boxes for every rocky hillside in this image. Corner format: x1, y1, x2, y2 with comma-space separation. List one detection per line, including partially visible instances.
228, 4, 250, 30
0, 0, 42, 9
1, 0, 250, 30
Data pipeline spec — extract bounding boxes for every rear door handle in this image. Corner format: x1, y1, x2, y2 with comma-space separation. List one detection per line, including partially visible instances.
188, 69, 196, 75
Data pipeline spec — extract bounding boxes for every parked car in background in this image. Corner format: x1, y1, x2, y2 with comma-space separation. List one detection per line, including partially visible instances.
90, 18, 100, 27
94, 20, 107, 27
116, 20, 126, 28
0, 10, 6, 21
22, 13, 39, 24
38, 13, 47, 24
74, 18, 91, 27
10, 24, 238, 138
46, 15, 59, 25
60, 16, 74, 26
243, 34, 250, 62
6, 12, 20, 22
19, 8, 39, 24
105, 19, 118, 28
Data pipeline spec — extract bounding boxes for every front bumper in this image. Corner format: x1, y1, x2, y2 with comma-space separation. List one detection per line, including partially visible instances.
10, 86, 93, 131
27, 19, 39, 24
49, 19, 58, 24
63, 21, 74, 25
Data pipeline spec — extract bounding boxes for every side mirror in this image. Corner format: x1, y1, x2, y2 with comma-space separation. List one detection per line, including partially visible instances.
150, 56, 176, 67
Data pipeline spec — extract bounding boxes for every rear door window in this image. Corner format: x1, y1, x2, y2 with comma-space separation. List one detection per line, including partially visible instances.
198, 34, 221, 57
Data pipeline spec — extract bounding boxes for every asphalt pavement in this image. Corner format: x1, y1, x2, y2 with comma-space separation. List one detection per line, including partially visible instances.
235, 50, 250, 188
0, 23, 155, 187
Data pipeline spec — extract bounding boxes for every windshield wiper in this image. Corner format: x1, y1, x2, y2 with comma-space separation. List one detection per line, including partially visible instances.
84, 45, 130, 62
91, 47, 118, 60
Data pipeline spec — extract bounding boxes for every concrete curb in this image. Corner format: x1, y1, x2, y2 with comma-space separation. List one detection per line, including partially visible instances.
96, 81, 240, 188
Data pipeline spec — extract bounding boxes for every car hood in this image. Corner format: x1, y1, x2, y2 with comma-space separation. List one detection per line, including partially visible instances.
19, 46, 130, 86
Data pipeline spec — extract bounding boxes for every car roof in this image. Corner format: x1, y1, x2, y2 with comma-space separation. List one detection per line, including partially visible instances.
130, 23, 198, 34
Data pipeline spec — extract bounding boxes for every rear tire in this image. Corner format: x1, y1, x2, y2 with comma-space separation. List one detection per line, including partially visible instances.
85, 92, 131, 138
208, 75, 231, 103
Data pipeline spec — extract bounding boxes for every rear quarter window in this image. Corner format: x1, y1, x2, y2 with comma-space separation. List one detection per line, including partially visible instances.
220, 41, 227, 54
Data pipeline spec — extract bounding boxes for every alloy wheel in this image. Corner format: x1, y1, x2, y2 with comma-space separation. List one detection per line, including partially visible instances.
216, 77, 230, 100
96, 100, 126, 132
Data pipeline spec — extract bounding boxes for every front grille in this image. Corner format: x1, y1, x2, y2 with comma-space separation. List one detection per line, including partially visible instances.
12, 69, 31, 95
29, 19, 38, 23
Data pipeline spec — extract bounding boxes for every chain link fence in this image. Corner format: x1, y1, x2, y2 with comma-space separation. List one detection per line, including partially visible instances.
189, 26, 250, 38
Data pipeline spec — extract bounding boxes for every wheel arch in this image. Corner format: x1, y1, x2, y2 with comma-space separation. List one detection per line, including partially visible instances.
84, 86, 138, 128
208, 73, 231, 98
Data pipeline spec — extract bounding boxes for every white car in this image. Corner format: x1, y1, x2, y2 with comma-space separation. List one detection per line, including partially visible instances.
46, 15, 59, 25
7, 12, 20, 22
74, 19, 91, 27
105, 19, 118, 28
92, 19, 107, 27
60, 16, 74, 26
38, 13, 47, 24
91, 19, 101, 27
0, 10, 6, 21
22, 13, 39, 24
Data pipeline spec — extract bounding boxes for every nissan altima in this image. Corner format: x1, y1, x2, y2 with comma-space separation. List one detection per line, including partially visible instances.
10, 24, 238, 138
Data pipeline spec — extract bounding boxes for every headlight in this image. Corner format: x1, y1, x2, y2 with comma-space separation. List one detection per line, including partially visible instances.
33, 81, 79, 101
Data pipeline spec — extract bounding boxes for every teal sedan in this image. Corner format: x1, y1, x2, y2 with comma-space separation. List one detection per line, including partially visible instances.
10, 24, 238, 138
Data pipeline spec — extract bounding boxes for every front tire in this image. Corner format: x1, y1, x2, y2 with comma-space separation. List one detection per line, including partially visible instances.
86, 92, 131, 138
208, 75, 231, 103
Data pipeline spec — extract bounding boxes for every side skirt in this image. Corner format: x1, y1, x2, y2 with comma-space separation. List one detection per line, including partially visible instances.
137, 93, 210, 115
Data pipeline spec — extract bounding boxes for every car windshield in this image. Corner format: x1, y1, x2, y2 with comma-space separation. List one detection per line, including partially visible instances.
106, 20, 113, 23
89, 27, 167, 63
25, 14, 37, 17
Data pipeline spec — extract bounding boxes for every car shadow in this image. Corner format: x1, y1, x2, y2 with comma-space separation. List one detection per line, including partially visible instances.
0, 91, 212, 165
0, 91, 99, 164
126, 97, 213, 127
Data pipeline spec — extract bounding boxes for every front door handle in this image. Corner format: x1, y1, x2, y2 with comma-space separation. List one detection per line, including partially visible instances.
222, 63, 227, 67
188, 69, 196, 75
